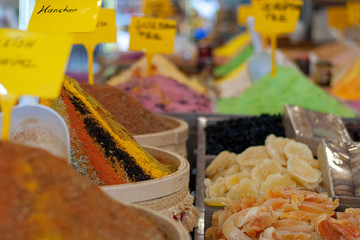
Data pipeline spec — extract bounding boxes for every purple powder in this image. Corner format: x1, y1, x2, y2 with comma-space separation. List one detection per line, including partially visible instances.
117, 75, 211, 113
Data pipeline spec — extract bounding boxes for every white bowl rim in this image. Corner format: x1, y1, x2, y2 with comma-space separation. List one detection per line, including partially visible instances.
134, 115, 189, 147
102, 145, 190, 203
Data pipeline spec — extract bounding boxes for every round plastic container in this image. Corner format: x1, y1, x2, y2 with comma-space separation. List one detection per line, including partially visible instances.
134, 115, 189, 158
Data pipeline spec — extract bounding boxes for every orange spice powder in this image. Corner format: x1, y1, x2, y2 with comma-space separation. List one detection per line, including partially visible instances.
61, 92, 126, 185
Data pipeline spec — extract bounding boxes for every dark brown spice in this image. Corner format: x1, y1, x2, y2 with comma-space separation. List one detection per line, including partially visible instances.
80, 83, 172, 135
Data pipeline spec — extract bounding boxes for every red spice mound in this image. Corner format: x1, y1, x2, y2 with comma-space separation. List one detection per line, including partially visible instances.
80, 83, 172, 135
0, 141, 167, 240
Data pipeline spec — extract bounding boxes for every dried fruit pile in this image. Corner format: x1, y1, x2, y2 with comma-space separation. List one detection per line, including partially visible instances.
205, 115, 285, 155
206, 187, 360, 240
204, 135, 322, 206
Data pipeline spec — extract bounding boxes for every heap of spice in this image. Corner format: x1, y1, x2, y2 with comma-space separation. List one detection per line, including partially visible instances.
80, 83, 172, 135
217, 66, 356, 118
0, 141, 167, 240
43, 76, 176, 186
214, 45, 254, 77
118, 75, 212, 113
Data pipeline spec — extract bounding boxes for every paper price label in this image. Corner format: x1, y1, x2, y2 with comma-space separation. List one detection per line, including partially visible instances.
0, 29, 72, 99
237, 5, 253, 25
328, 7, 349, 30
143, 0, 171, 18
254, 0, 303, 35
28, 0, 102, 32
73, 9, 116, 45
129, 16, 176, 54
347, 1, 360, 25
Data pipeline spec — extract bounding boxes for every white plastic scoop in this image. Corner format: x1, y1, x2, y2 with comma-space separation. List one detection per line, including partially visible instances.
247, 16, 274, 82
0, 96, 70, 162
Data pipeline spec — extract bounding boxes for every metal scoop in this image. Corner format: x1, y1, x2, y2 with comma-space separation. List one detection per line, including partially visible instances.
0, 96, 70, 162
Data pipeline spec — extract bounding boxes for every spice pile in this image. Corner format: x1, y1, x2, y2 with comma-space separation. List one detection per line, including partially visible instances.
80, 83, 171, 135
118, 75, 212, 113
214, 45, 254, 77
43, 76, 176, 186
217, 66, 356, 117
205, 114, 285, 155
0, 141, 167, 240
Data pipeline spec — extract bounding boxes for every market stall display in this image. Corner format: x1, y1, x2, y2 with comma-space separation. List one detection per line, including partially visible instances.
43, 76, 198, 231
213, 32, 251, 59
43, 76, 175, 185
205, 187, 360, 240
0, 140, 187, 240
204, 135, 321, 207
318, 140, 360, 209
118, 75, 212, 113
80, 83, 172, 135
217, 66, 356, 117
79, 83, 189, 157
195, 111, 360, 239
205, 114, 285, 155
107, 54, 206, 94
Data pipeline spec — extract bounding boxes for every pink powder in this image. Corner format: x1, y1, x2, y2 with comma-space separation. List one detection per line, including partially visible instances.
118, 75, 211, 113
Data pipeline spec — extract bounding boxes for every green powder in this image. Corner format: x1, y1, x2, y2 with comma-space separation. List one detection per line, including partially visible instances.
214, 45, 254, 77
217, 66, 356, 118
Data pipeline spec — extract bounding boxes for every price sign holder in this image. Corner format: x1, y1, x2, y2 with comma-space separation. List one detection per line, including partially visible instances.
73, 9, 117, 84
129, 16, 176, 75
237, 5, 253, 26
143, 0, 171, 19
0, 29, 72, 140
27, 0, 102, 32
254, 0, 303, 77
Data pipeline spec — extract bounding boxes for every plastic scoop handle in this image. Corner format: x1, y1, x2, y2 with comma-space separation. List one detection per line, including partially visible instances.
247, 16, 263, 53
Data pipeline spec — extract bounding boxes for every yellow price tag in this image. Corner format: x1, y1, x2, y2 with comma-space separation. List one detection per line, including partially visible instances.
254, 0, 303, 35
129, 16, 176, 55
347, 1, 360, 25
73, 9, 117, 85
328, 6, 349, 31
237, 5, 253, 26
143, 0, 171, 18
0, 29, 72, 140
28, 0, 102, 32
253, 0, 302, 77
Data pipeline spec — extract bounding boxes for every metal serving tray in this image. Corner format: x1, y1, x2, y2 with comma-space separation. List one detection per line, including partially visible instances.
195, 115, 241, 240
194, 115, 360, 240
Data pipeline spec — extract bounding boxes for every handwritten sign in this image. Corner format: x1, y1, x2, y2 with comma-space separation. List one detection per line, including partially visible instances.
0, 29, 72, 140
347, 1, 360, 25
27, 0, 103, 32
72, 9, 117, 85
328, 6, 349, 31
253, 0, 302, 77
254, 0, 303, 35
237, 5, 253, 26
73, 9, 116, 45
143, 0, 171, 18
129, 16, 176, 55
